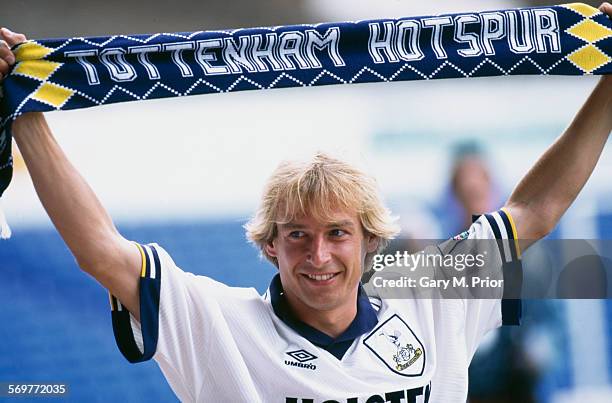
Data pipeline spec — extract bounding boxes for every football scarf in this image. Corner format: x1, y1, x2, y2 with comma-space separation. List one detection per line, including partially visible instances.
0, 3, 611, 222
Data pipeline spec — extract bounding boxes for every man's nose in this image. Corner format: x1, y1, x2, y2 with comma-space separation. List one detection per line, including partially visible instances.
307, 235, 332, 268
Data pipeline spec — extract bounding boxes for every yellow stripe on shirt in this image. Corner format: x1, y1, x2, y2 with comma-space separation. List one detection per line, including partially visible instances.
501, 207, 521, 259
135, 242, 147, 278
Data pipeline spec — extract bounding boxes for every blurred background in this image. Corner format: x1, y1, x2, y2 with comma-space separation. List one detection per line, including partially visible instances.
1, 0, 611, 402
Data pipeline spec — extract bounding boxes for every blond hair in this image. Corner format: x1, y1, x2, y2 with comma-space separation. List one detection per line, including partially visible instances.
244, 153, 400, 269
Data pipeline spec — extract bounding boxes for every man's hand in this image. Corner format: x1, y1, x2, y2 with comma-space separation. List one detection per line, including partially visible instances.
0, 28, 26, 81
0, 28, 39, 131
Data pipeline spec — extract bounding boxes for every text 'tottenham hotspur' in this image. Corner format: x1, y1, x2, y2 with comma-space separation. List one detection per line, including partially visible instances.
65, 8, 560, 84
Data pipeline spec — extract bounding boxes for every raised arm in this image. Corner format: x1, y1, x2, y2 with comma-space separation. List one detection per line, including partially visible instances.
0, 28, 142, 319
504, 3, 612, 248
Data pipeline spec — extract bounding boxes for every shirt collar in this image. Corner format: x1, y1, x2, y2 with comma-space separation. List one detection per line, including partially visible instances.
268, 273, 378, 346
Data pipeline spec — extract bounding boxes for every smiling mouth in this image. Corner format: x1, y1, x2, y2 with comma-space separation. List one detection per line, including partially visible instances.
304, 273, 339, 282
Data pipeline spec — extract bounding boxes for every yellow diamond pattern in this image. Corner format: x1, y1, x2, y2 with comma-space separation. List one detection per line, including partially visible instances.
14, 41, 54, 62
13, 60, 62, 81
32, 83, 74, 108
567, 19, 612, 43
564, 3, 601, 18
567, 45, 611, 73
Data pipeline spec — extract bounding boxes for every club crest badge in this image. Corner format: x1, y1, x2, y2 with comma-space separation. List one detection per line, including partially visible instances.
363, 314, 425, 377
453, 230, 470, 241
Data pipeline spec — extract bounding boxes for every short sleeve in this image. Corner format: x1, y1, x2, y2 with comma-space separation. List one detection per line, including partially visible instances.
109, 243, 161, 363
455, 208, 523, 357
108, 243, 226, 401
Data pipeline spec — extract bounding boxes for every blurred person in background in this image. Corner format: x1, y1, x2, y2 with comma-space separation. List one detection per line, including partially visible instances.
446, 142, 501, 234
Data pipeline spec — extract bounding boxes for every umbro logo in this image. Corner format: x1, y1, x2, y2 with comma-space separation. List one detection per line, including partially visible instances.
285, 349, 318, 370
286, 349, 317, 362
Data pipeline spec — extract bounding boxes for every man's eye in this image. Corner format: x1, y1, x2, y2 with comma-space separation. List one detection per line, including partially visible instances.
330, 229, 347, 237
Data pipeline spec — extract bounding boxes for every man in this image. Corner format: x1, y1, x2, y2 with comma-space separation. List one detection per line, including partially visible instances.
446, 141, 499, 235
1, 3, 611, 401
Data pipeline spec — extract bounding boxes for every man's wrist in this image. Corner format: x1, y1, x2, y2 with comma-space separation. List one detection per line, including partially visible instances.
12, 112, 45, 140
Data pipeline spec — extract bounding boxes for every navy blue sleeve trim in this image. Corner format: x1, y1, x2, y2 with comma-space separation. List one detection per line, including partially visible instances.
480, 210, 522, 326
501, 261, 522, 326
110, 243, 161, 363
484, 213, 507, 263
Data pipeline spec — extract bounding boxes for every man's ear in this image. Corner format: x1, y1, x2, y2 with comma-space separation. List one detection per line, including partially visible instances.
265, 240, 277, 258
366, 234, 379, 254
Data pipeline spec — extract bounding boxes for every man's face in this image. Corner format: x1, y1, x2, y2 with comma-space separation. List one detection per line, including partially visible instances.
265, 209, 378, 319
454, 157, 491, 213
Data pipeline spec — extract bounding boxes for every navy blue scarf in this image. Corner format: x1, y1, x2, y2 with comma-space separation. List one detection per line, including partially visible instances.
0, 3, 610, 205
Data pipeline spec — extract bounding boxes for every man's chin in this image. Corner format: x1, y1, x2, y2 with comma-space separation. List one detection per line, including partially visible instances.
302, 295, 344, 312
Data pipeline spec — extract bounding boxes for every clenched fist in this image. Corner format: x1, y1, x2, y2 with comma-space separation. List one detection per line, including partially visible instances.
0, 28, 27, 81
